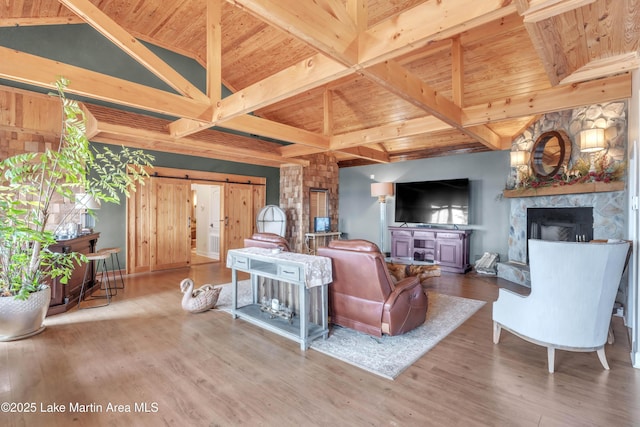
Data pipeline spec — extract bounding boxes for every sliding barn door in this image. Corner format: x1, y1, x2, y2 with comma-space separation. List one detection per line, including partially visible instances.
127, 177, 152, 274
127, 169, 266, 274
222, 183, 265, 262
150, 177, 192, 270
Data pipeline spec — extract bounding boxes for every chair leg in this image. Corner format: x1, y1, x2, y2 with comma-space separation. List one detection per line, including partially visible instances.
547, 347, 555, 373
492, 321, 501, 344
112, 252, 125, 290
608, 324, 615, 345
77, 259, 91, 309
78, 255, 112, 309
597, 347, 610, 370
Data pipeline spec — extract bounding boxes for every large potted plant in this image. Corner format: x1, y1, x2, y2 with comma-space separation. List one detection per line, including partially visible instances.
0, 78, 153, 341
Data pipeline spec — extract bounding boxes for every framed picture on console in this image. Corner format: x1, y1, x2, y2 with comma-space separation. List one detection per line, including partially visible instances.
314, 217, 330, 232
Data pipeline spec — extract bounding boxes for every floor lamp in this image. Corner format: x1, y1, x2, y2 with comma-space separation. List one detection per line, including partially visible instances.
371, 182, 394, 254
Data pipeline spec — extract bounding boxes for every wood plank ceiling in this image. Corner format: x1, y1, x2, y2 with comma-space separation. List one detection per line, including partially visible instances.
0, 0, 638, 168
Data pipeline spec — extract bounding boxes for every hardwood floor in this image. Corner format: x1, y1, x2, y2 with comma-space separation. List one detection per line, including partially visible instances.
2, 264, 639, 426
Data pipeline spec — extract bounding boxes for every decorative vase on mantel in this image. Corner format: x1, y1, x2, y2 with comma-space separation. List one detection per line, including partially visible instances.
0, 286, 51, 341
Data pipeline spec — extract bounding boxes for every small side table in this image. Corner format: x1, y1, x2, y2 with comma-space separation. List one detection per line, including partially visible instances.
304, 232, 341, 255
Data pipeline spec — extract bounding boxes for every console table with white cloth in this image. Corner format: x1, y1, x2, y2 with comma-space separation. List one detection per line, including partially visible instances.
226, 247, 332, 350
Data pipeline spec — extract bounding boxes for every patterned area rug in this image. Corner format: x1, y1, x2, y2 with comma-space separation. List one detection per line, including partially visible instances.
216, 280, 485, 380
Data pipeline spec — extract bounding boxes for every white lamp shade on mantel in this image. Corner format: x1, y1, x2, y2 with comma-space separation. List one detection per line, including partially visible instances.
510, 151, 530, 167
579, 128, 605, 153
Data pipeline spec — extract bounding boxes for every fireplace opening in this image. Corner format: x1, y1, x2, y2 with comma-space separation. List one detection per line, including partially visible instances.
526, 207, 594, 262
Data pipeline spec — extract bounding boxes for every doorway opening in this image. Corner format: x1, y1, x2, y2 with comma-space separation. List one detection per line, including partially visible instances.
191, 183, 222, 265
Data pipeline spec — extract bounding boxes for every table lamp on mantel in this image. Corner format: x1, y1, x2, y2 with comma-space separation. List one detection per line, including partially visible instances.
371, 182, 394, 255
579, 128, 605, 173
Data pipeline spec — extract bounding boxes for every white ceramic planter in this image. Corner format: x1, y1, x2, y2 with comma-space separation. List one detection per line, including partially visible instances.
0, 286, 51, 341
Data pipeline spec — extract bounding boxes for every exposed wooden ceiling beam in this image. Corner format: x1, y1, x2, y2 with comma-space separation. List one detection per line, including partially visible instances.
220, 115, 329, 149
167, 0, 519, 146
289, 73, 630, 158
330, 116, 452, 150
462, 73, 631, 125
363, 60, 503, 150
59, 0, 209, 103
0, 17, 84, 27
92, 131, 297, 168
167, 117, 213, 138
521, 0, 596, 23
214, 0, 515, 151
451, 37, 464, 108
279, 142, 389, 164
228, 0, 358, 66
323, 88, 333, 137
88, 112, 308, 168
167, 0, 223, 139
212, 53, 352, 123
358, 0, 517, 66
337, 146, 390, 163
0, 47, 211, 120
279, 144, 326, 158
206, 0, 223, 103
521, 18, 565, 85
517, 0, 635, 86
346, 0, 367, 33
559, 53, 640, 85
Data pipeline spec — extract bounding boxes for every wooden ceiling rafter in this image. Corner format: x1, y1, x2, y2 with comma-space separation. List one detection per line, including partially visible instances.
0, 47, 211, 119
461, 73, 631, 126
219, 0, 515, 153
169, 0, 511, 161
83, 103, 309, 168
59, 0, 209, 103
0, 16, 84, 26
0, 0, 637, 167
517, 0, 639, 86
519, 0, 597, 23
228, 0, 359, 67
167, 0, 224, 139
361, 60, 504, 150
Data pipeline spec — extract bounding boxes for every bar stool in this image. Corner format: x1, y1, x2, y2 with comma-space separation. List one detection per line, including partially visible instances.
78, 252, 113, 309
98, 247, 125, 292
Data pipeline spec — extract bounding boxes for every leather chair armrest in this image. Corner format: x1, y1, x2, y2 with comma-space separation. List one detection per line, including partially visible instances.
384, 276, 421, 310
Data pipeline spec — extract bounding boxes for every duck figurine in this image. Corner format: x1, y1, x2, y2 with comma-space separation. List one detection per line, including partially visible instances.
180, 278, 222, 313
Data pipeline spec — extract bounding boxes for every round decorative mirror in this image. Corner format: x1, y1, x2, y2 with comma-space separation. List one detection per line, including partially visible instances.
529, 130, 571, 179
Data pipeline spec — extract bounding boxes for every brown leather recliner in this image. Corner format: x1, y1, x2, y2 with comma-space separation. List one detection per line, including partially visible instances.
318, 239, 428, 337
243, 232, 290, 251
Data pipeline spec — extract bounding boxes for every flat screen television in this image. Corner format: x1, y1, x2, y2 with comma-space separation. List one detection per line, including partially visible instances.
394, 178, 470, 225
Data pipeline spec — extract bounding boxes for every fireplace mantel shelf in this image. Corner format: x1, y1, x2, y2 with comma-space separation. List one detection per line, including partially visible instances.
503, 181, 624, 198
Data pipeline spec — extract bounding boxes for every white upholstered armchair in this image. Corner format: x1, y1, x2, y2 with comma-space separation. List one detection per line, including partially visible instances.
493, 239, 630, 373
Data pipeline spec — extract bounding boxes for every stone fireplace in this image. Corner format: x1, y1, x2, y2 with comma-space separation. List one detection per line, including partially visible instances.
498, 191, 625, 286
499, 101, 628, 286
